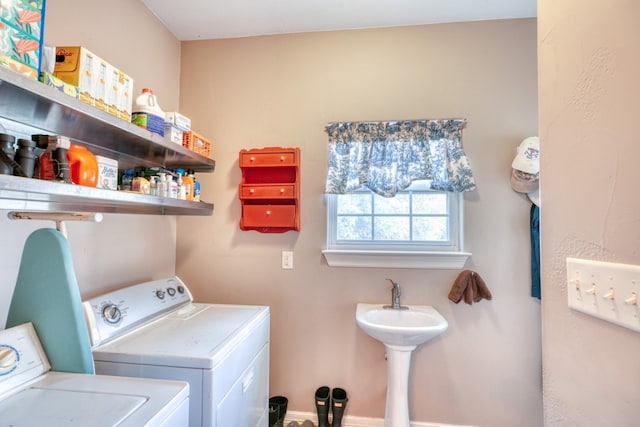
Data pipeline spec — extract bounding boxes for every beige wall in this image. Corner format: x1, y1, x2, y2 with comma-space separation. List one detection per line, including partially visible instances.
3, 2, 637, 424
0, 1, 180, 317
176, 20, 541, 426
539, 1, 640, 425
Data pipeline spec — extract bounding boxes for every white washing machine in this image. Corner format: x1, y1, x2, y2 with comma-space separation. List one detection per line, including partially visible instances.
0, 322, 190, 427
83, 276, 270, 427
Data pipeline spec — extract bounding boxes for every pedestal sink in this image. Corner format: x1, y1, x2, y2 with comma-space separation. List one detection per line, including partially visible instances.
356, 303, 448, 427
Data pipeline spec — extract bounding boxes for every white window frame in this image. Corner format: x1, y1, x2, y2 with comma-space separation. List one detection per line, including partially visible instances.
322, 182, 471, 269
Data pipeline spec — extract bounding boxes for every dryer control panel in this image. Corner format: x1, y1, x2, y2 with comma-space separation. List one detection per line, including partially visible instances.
83, 277, 193, 347
0, 323, 50, 396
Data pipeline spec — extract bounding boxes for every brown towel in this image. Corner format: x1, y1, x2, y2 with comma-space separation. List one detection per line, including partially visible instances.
448, 270, 492, 305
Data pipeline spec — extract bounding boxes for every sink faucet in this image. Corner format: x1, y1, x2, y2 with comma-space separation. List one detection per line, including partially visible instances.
386, 279, 406, 310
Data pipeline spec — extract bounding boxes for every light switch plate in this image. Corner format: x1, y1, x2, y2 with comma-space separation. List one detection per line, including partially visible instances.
282, 251, 293, 269
566, 257, 640, 333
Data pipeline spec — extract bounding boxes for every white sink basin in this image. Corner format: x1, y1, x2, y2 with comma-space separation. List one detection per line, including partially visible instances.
356, 303, 448, 347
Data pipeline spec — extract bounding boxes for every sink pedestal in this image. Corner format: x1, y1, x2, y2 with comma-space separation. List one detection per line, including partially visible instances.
355, 303, 448, 427
384, 344, 416, 427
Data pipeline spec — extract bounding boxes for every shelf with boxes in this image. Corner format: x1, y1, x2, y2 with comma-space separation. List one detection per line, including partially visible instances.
238, 147, 300, 232
0, 66, 214, 216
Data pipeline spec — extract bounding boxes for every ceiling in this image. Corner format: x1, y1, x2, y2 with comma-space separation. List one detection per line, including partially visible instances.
142, 0, 537, 41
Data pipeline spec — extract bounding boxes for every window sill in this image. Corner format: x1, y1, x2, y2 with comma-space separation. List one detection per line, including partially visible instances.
322, 250, 471, 269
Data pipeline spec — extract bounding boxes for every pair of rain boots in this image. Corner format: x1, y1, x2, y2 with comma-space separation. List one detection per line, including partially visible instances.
315, 386, 348, 427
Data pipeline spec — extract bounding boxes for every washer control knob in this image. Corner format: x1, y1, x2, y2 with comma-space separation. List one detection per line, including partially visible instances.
177, 285, 185, 294
0, 346, 18, 375
167, 287, 176, 296
102, 304, 122, 324
156, 290, 166, 299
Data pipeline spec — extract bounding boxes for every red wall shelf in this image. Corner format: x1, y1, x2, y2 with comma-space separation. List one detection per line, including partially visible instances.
238, 147, 300, 233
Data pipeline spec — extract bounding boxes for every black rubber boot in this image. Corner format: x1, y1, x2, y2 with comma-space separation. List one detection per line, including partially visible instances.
314, 386, 331, 427
330, 388, 348, 427
269, 396, 288, 427
269, 406, 279, 427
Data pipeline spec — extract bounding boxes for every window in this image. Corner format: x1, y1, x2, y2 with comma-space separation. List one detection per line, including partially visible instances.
327, 180, 461, 251
322, 119, 474, 269
323, 182, 469, 269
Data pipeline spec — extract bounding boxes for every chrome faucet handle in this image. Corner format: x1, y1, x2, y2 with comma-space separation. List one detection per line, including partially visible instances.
387, 278, 400, 293
387, 278, 400, 302
386, 279, 405, 310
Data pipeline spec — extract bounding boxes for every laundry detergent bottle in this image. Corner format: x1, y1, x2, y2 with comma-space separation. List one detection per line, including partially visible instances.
131, 88, 165, 137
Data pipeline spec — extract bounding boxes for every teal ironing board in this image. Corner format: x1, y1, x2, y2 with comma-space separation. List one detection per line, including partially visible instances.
6, 228, 95, 374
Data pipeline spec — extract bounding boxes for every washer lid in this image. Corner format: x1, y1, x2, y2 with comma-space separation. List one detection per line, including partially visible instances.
0, 324, 189, 427
0, 387, 146, 426
0, 372, 189, 427
92, 303, 269, 369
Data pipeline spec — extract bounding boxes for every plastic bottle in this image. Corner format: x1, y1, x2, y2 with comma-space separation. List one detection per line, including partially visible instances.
67, 144, 98, 187
178, 176, 186, 200
192, 172, 201, 202
132, 175, 150, 194
0, 133, 16, 175
150, 176, 158, 196
182, 170, 195, 201
15, 138, 37, 178
131, 88, 165, 137
170, 176, 179, 199
174, 168, 188, 200
49, 135, 71, 182
30, 135, 52, 180
121, 169, 135, 191
157, 172, 167, 197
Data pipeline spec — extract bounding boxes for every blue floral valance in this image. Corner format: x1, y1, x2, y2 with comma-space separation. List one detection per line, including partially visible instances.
324, 119, 476, 197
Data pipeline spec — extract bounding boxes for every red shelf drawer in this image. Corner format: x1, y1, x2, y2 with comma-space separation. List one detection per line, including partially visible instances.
240, 151, 297, 167
241, 204, 296, 228
240, 184, 296, 199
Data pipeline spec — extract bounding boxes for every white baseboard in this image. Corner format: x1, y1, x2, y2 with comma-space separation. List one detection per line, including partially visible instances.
283, 411, 476, 427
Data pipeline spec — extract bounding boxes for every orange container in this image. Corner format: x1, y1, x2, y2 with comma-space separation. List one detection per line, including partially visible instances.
182, 130, 212, 158
67, 144, 98, 187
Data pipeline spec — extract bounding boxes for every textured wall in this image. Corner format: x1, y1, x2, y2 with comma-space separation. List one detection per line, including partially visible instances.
539, 1, 640, 425
176, 19, 541, 426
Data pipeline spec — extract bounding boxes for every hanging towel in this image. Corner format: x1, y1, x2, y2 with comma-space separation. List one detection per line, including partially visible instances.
530, 204, 541, 299
448, 270, 493, 305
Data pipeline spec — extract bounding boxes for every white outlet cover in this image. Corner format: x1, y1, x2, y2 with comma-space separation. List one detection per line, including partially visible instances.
566, 257, 640, 333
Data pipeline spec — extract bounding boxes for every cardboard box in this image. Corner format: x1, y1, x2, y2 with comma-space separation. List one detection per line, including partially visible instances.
117, 70, 133, 121
164, 124, 183, 145
95, 155, 118, 190
93, 57, 109, 112
0, 0, 45, 40
54, 46, 97, 105
0, 0, 45, 79
165, 112, 191, 131
40, 72, 79, 99
105, 65, 120, 117
0, 53, 38, 79
53, 46, 133, 119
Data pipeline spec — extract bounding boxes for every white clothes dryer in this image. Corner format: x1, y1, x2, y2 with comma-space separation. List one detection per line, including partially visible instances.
83, 276, 270, 427
0, 322, 190, 427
